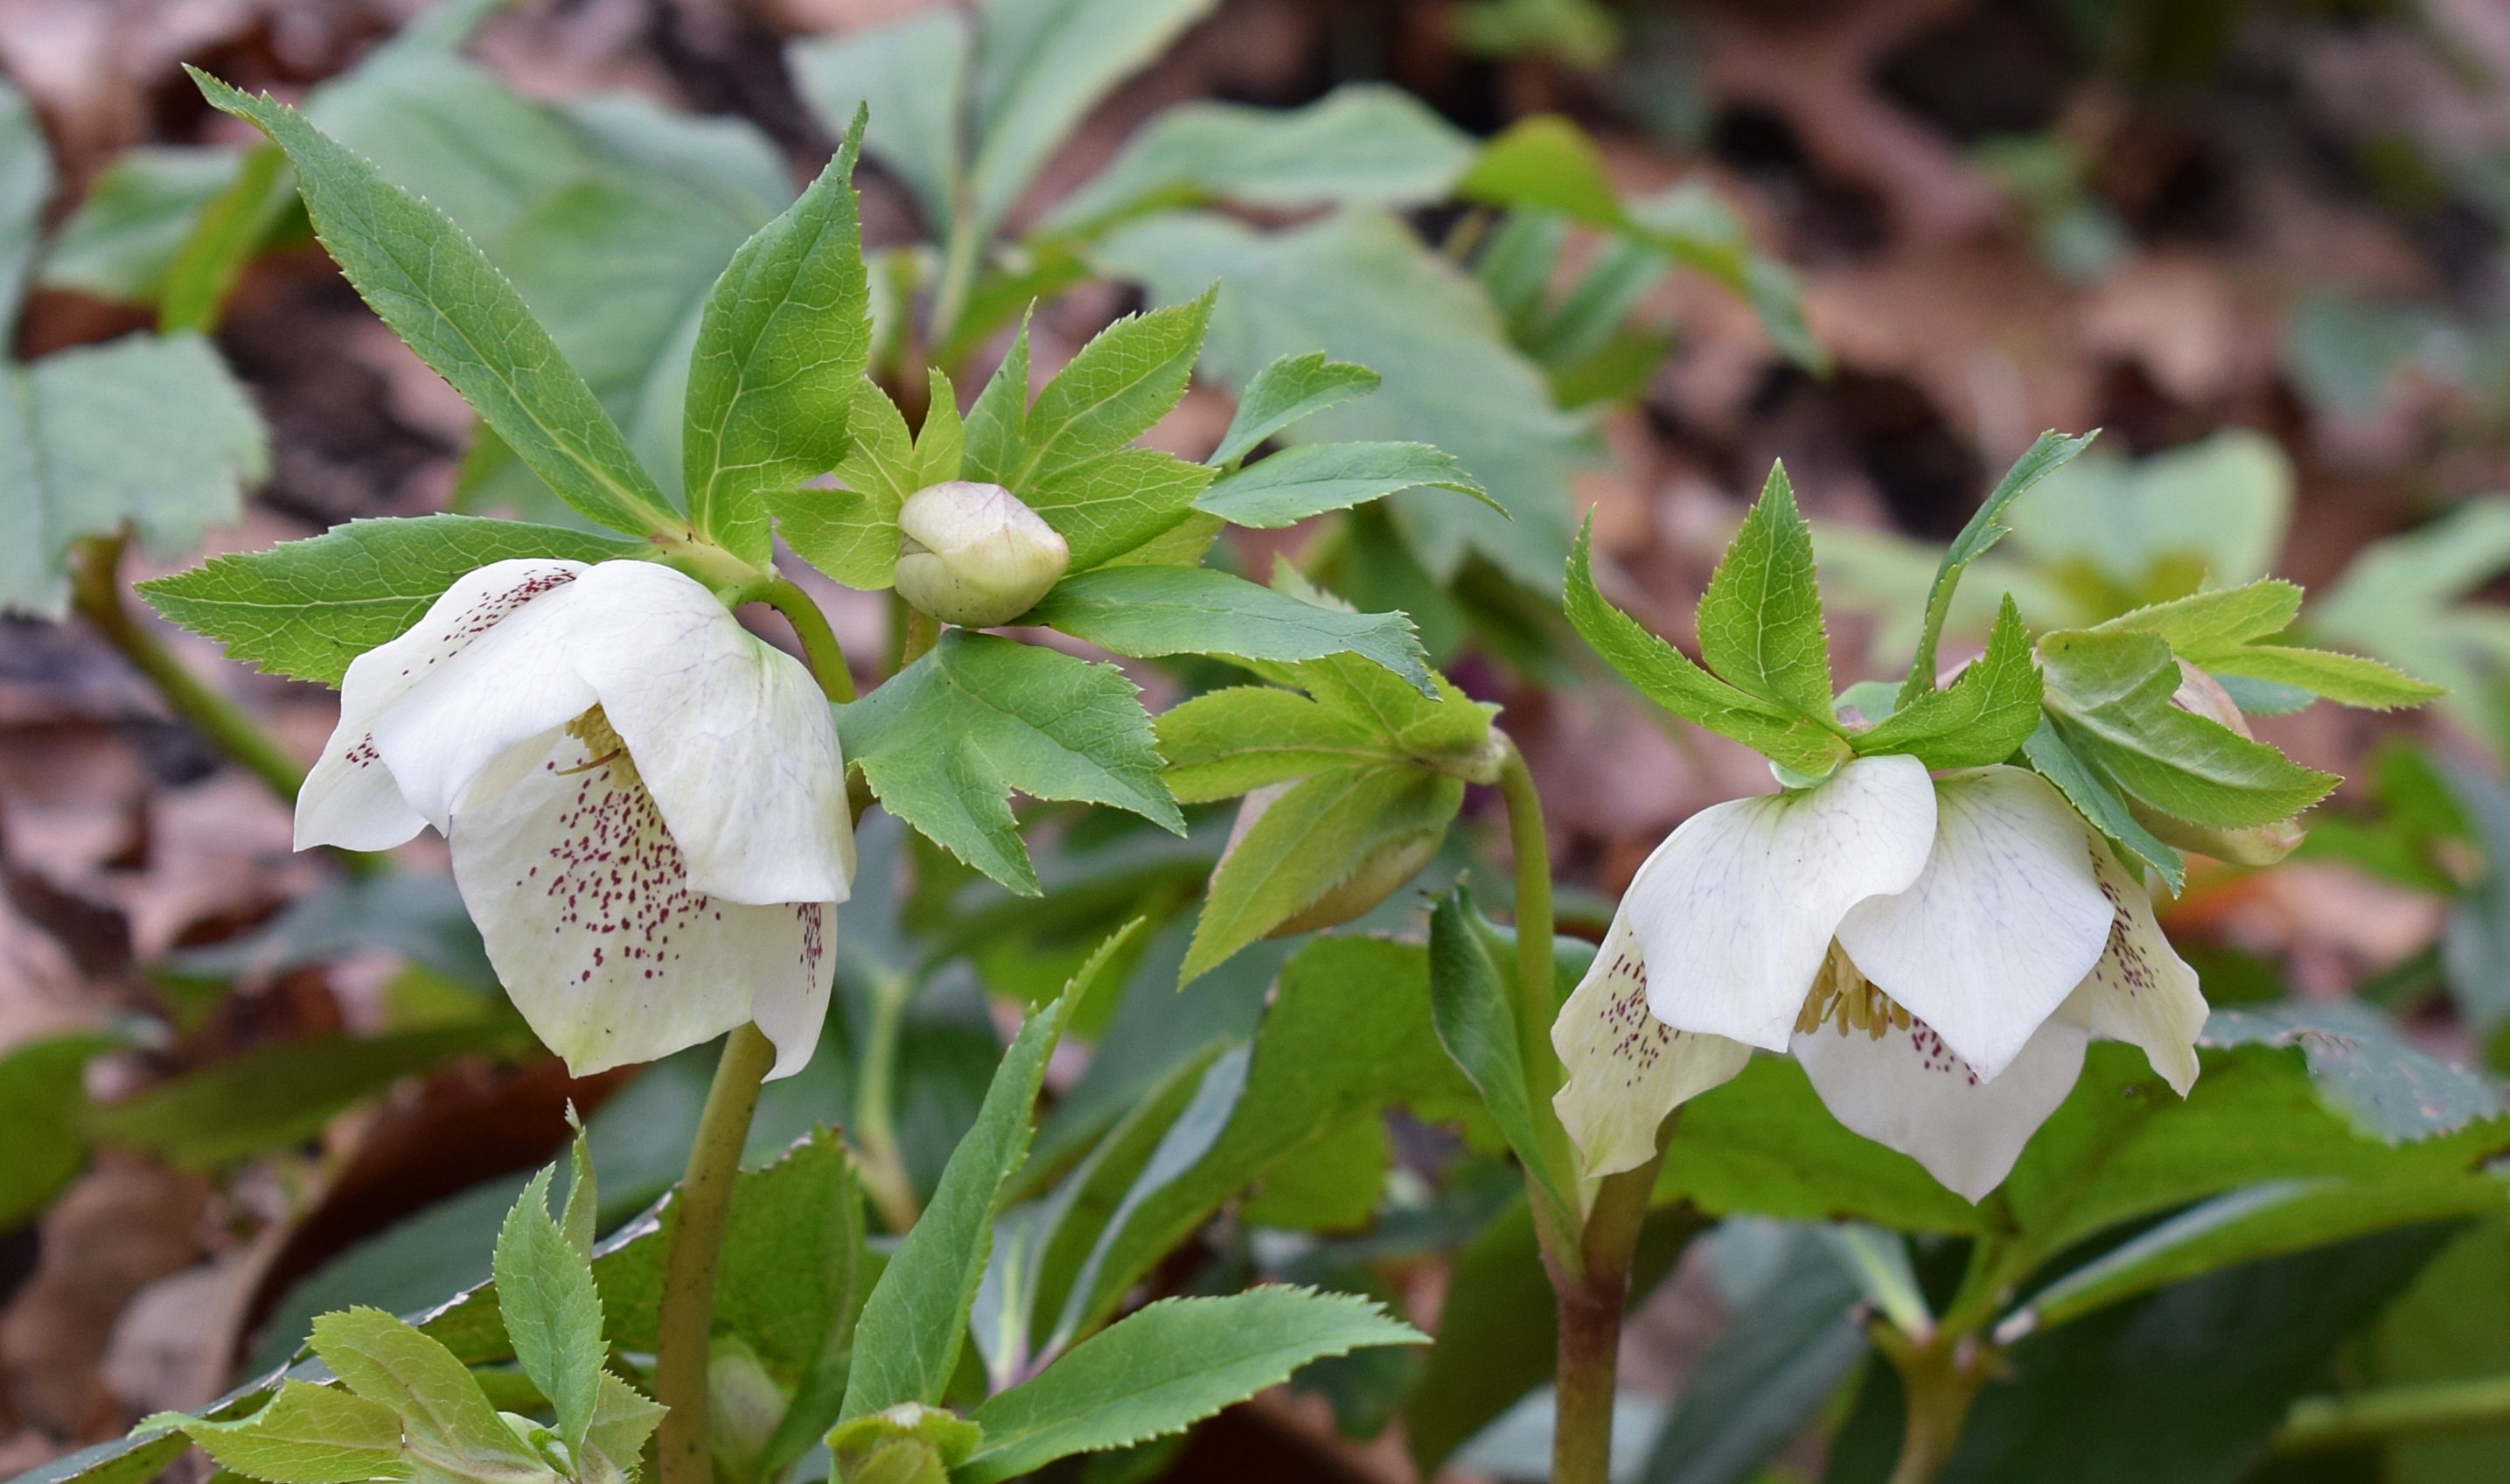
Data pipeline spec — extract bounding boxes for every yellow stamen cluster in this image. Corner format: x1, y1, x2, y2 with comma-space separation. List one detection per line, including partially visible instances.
561, 706, 640, 789
1795, 943, 1912, 1041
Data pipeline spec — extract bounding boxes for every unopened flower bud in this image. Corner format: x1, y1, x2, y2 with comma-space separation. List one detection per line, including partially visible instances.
893, 480, 1069, 627
1224, 783, 1446, 937
2126, 661, 2304, 866
832, 1404, 979, 1484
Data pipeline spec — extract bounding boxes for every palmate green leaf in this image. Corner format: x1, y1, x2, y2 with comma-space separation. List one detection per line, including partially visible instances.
2021, 717, 2185, 890
963, 0, 1219, 240
1195, 441, 1489, 530
192, 70, 682, 540
2091, 580, 2303, 653
1565, 519, 1850, 775
0, 1032, 113, 1229
1899, 428, 2096, 709
136, 515, 642, 686
960, 310, 1221, 571
680, 108, 870, 568
2200, 1001, 2507, 1143
0, 331, 269, 618
1048, 937, 1487, 1344
2039, 628, 2338, 828
309, 1308, 542, 1481
1042, 85, 1475, 239
1180, 763, 1461, 984
2007, 1173, 2510, 1337
958, 1288, 1423, 1484
2201, 644, 2441, 710
1154, 686, 1399, 803
1207, 352, 1382, 467
1852, 596, 2041, 770
1024, 566, 1433, 694
786, 10, 964, 227
1695, 463, 1834, 721
1426, 891, 1576, 1238
771, 373, 958, 590
491, 1167, 603, 1456
842, 933, 1128, 1422
1095, 208, 1585, 590
839, 631, 1182, 895
150, 1381, 409, 1484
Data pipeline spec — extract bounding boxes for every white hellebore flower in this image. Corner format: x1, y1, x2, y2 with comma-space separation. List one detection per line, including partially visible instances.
296, 559, 854, 1080
1552, 754, 2205, 1201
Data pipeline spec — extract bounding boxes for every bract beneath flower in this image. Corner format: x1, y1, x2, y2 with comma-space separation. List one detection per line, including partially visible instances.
296, 559, 854, 1079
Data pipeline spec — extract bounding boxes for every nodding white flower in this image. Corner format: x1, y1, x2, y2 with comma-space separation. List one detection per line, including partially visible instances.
1552, 754, 2204, 1201
296, 559, 854, 1080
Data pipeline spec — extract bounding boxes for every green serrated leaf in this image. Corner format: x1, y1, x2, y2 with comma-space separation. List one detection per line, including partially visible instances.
309, 1308, 541, 1481
2039, 628, 2338, 828
1851, 596, 2041, 769
1564, 519, 1849, 775
190, 70, 681, 540
1695, 463, 1835, 720
959, 1288, 1423, 1483
2021, 716, 2185, 890
839, 632, 1182, 894
993, 291, 1214, 493
2200, 644, 2443, 711
136, 516, 642, 686
492, 1167, 603, 1455
1426, 891, 1576, 1239
1028, 448, 1218, 572
842, 930, 1133, 1421
681, 108, 870, 567
1154, 686, 1398, 803
1025, 566, 1433, 694
2091, 580, 2304, 653
153, 1381, 410, 1484
1195, 441, 1489, 530
1208, 352, 1384, 467
1180, 763, 1461, 984
1900, 429, 2097, 708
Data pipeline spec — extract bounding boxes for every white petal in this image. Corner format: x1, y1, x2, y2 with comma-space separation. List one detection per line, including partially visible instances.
564, 562, 854, 906
295, 560, 589, 851
1834, 766, 2111, 1080
1551, 910, 1751, 1178
1630, 754, 1937, 1051
1794, 1014, 2088, 1202
2059, 840, 2206, 1095
366, 568, 605, 831
447, 726, 834, 1079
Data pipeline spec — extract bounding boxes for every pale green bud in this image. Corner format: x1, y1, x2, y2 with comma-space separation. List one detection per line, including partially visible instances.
893, 480, 1070, 627
2126, 661, 2304, 866
831, 1403, 980, 1484
1224, 783, 1447, 937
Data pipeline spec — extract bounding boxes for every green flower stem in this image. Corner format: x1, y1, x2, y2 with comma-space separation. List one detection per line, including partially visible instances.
1553, 1153, 1663, 1484
70, 535, 306, 806
899, 606, 941, 670
853, 968, 923, 1232
653, 1021, 777, 1484
927, 219, 984, 366
1872, 1324, 1991, 1484
2276, 1373, 2510, 1453
751, 576, 857, 703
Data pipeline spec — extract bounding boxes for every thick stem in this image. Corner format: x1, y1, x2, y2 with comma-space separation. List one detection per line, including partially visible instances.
1552, 1155, 1662, 1484
2276, 1373, 2510, 1453
1877, 1329, 1988, 1484
852, 971, 922, 1232
752, 578, 856, 703
654, 1022, 777, 1484
69, 536, 308, 808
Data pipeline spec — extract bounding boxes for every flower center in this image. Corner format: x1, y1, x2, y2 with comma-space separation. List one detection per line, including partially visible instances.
1794, 942, 1911, 1040
561, 706, 640, 791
